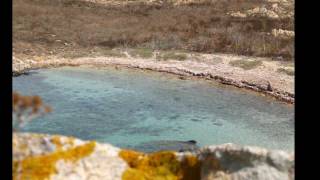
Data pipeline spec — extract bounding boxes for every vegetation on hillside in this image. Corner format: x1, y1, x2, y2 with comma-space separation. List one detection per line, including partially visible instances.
13, 0, 294, 60
229, 59, 263, 70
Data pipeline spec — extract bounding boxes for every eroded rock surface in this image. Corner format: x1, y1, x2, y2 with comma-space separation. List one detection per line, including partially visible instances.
199, 144, 294, 180
13, 133, 294, 180
228, 0, 294, 19
13, 133, 127, 180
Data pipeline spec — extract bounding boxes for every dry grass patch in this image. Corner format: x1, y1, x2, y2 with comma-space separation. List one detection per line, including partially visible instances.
279, 61, 294, 67
60, 50, 94, 59
57, 47, 126, 59
128, 48, 153, 58
277, 67, 294, 76
13, 0, 294, 60
97, 48, 126, 58
157, 51, 188, 61
229, 59, 262, 70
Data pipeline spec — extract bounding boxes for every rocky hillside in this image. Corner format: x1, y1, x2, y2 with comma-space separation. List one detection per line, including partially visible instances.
13, 133, 294, 180
13, 0, 294, 61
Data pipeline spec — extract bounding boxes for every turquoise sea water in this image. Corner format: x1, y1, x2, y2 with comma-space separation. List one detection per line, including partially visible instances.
13, 66, 294, 151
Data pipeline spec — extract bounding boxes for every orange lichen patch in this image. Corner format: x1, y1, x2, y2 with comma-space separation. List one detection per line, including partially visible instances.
51, 136, 76, 151
13, 137, 27, 151
67, 137, 75, 147
119, 150, 201, 180
51, 136, 63, 151
180, 155, 201, 180
119, 149, 144, 167
13, 141, 96, 180
18, 143, 29, 151
13, 161, 19, 173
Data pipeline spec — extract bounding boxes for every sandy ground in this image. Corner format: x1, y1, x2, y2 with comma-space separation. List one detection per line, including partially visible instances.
13, 52, 294, 103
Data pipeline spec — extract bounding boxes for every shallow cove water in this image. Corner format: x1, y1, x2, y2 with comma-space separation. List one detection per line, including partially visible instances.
13, 66, 294, 152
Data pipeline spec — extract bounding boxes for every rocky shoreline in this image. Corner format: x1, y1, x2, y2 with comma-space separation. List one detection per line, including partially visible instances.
13, 133, 294, 180
13, 53, 294, 104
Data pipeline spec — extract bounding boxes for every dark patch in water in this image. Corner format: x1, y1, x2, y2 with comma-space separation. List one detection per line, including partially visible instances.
169, 115, 180, 120
124, 126, 170, 137
146, 104, 154, 110
133, 140, 200, 153
191, 118, 202, 122
173, 97, 181, 102
212, 122, 223, 126
128, 109, 135, 114
173, 127, 182, 132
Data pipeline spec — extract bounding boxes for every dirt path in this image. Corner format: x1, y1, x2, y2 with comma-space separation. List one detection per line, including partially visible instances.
13, 51, 294, 103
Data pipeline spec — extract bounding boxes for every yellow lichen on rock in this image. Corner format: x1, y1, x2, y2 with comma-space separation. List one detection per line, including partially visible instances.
50, 135, 75, 151
13, 141, 96, 180
51, 136, 63, 151
119, 150, 200, 180
179, 155, 201, 180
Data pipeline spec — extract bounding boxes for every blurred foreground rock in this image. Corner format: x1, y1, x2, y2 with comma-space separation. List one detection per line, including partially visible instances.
13, 133, 294, 180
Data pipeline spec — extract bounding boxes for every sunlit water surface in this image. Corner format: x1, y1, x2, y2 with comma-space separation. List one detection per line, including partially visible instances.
13, 66, 294, 152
